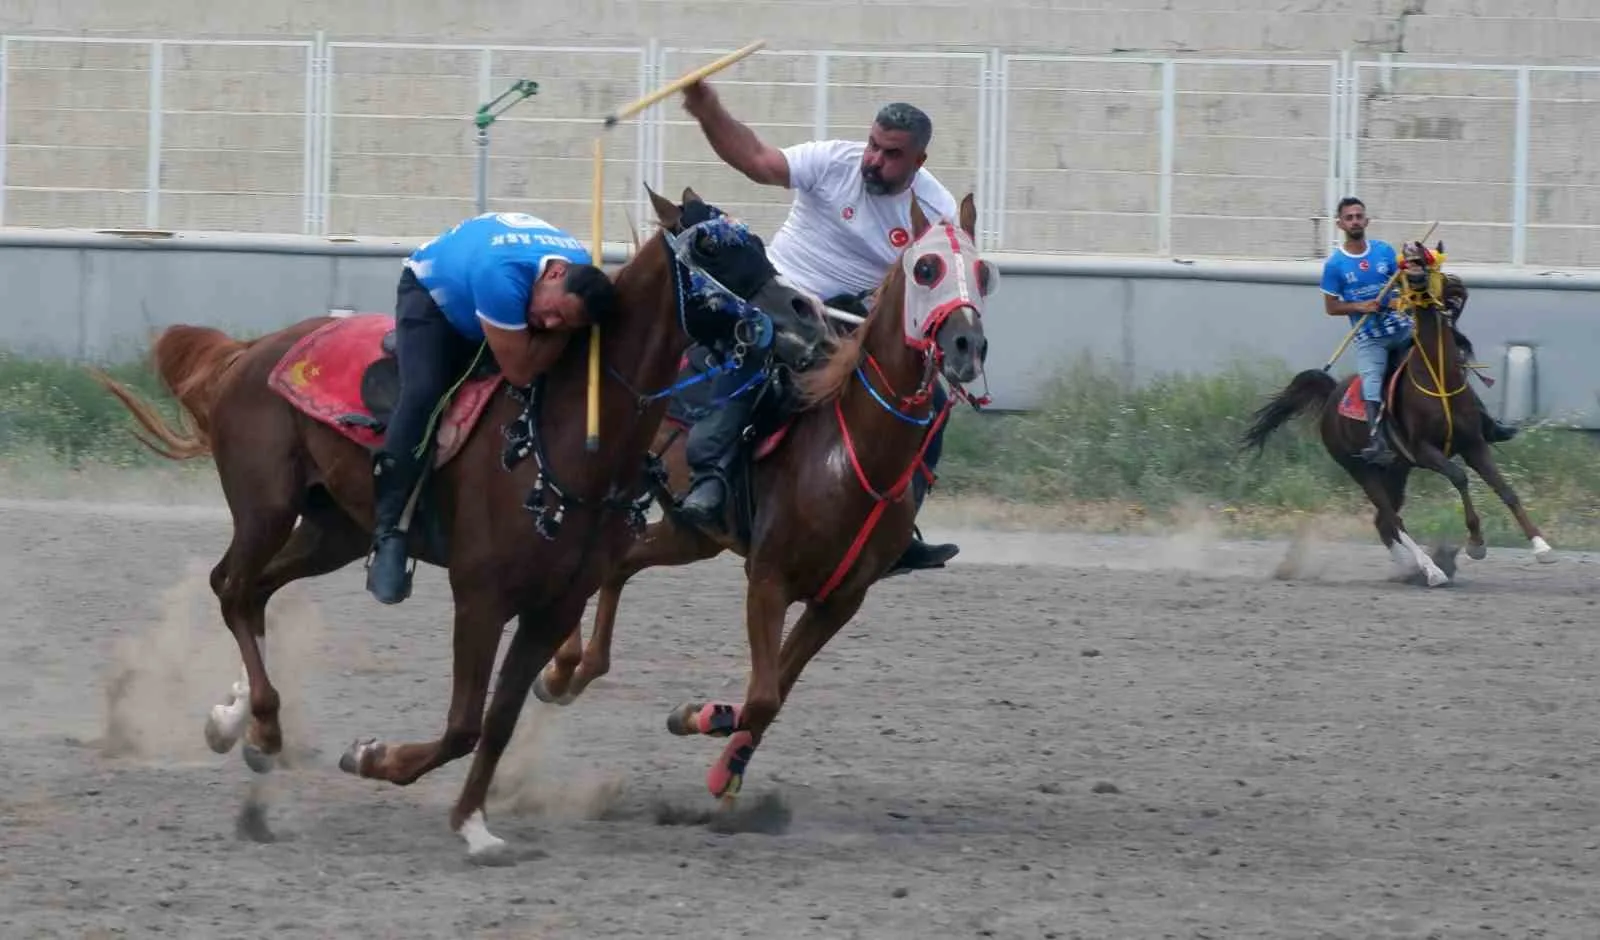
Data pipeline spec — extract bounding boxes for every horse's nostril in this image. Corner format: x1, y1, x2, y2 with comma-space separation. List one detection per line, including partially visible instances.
792, 297, 810, 317
979, 338, 989, 361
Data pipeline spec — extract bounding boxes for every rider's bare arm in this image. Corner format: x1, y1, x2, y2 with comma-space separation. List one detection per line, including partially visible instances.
1324, 293, 1378, 317
480, 322, 571, 389
682, 81, 790, 187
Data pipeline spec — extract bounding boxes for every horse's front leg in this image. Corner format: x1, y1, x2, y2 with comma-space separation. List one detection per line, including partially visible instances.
339, 594, 507, 786
1411, 439, 1486, 560
449, 594, 587, 864
1459, 441, 1556, 563
668, 583, 869, 800
535, 516, 723, 705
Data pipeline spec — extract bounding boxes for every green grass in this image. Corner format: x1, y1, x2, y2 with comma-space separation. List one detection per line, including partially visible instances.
4, 347, 1598, 548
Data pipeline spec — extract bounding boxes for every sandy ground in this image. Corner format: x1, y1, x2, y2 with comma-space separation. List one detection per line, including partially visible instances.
3, 496, 1600, 939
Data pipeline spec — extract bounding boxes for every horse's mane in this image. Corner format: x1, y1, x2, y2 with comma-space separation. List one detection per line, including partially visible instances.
795, 277, 894, 409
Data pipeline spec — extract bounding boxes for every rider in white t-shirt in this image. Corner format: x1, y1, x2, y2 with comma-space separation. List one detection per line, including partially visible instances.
677, 83, 960, 575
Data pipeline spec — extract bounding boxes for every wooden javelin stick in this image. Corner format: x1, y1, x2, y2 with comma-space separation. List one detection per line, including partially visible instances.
1322, 220, 1439, 372
603, 40, 767, 128
583, 38, 769, 453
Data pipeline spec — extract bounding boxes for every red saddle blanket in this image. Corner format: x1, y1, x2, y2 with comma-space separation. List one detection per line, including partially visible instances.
266, 314, 502, 468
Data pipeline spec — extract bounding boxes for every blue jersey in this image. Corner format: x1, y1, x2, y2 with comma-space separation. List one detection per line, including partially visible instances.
404, 212, 593, 342
1320, 240, 1409, 340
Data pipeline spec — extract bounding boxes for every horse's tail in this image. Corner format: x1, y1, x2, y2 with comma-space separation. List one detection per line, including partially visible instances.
91, 325, 256, 461
1239, 368, 1338, 454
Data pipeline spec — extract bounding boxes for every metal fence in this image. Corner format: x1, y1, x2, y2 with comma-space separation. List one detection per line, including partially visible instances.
2, 33, 1599, 266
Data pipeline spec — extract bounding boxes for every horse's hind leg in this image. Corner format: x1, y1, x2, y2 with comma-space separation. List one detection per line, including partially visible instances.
537, 517, 722, 705
1459, 441, 1556, 563
203, 504, 368, 761
206, 473, 304, 772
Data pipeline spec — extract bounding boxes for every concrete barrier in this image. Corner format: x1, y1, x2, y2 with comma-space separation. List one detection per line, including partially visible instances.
5, 227, 1597, 425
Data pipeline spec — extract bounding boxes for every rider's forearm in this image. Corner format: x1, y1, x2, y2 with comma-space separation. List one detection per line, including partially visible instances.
694, 103, 774, 181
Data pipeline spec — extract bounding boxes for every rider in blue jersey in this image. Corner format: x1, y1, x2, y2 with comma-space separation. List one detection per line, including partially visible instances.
369, 211, 619, 605
1321, 197, 1515, 464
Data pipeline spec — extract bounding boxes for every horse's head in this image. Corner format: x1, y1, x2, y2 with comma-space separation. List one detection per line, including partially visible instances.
1397, 239, 1461, 326
646, 184, 819, 348
892, 192, 992, 386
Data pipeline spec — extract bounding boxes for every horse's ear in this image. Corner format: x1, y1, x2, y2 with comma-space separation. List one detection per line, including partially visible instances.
958, 193, 977, 240
910, 194, 930, 239
646, 184, 681, 229
682, 185, 703, 206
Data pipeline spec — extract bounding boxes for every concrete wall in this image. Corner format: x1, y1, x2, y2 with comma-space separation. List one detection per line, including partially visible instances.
2, 2, 1599, 266
5, 230, 1597, 427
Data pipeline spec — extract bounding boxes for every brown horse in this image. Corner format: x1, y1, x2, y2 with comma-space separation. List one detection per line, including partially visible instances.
91, 185, 820, 860
1241, 240, 1555, 586
533, 194, 993, 799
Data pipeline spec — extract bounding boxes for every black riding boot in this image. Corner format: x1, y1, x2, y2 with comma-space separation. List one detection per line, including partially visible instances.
1479, 405, 1518, 443
678, 392, 755, 532
367, 450, 422, 604
888, 418, 959, 575
1360, 400, 1395, 465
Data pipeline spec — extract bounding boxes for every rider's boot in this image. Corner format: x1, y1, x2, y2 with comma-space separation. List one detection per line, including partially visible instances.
366, 450, 421, 604
1478, 402, 1518, 443
1359, 400, 1395, 466
678, 395, 753, 532
888, 458, 960, 575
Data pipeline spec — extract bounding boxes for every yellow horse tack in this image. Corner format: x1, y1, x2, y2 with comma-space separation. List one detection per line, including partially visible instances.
1394, 246, 1469, 456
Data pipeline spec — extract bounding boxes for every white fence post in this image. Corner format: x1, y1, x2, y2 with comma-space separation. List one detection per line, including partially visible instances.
1156, 59, 1176, 257
812, 51, 829, 141
145, 40, 164, 229
0, 36, 8, 228
1511, 66, 1531, 266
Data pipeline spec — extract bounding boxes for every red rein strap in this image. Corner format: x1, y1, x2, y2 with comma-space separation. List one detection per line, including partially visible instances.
814, 389, 954, 603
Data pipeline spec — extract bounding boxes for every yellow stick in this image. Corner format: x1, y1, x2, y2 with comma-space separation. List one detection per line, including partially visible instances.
602, 40, 767, 128
584, 39, 768, 454
586, 137, 604, 452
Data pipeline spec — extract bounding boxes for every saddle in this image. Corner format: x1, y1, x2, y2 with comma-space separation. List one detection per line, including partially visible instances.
342, 328, 499, 433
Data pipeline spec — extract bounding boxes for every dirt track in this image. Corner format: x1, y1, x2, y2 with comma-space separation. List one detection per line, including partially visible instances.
3, 498, 1600, 939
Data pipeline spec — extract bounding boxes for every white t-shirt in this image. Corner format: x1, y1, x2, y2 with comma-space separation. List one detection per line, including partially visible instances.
766, 139, 959, 301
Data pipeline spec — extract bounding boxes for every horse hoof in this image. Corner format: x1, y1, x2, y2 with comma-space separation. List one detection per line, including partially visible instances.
707, 731, 755, 798
339, 738, 380, 776
204, 713, 239, 755
1467, 543, 1487, 561
1532, 537, 1556, 563
666, 703, 699, 736
241, 742, 277, 774
531, 671, 566, 706
459, 810, 513, 866
1426, 568, 1450, 588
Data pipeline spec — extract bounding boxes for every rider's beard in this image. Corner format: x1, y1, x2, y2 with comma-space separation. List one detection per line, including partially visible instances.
861, 165, 897, 196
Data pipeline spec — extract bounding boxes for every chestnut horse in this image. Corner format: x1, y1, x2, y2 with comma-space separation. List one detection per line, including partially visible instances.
1241, 240, 1555, 586
535, 194, 993, 799
92, 186, 818, 860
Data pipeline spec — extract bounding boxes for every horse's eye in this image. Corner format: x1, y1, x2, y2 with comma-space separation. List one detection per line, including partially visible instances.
695, 231, 718, 255
913, 255, 944, 286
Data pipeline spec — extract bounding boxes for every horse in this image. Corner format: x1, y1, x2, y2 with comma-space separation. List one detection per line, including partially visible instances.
90, 185, 821, 859
531, 193, 993, 800
1240, 240, 1555, 586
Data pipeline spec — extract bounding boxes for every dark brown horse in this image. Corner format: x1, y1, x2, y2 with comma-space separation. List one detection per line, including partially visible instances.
91, 185, 819, 860
1242, 240, 1555, 585
533, 194, 993, 799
